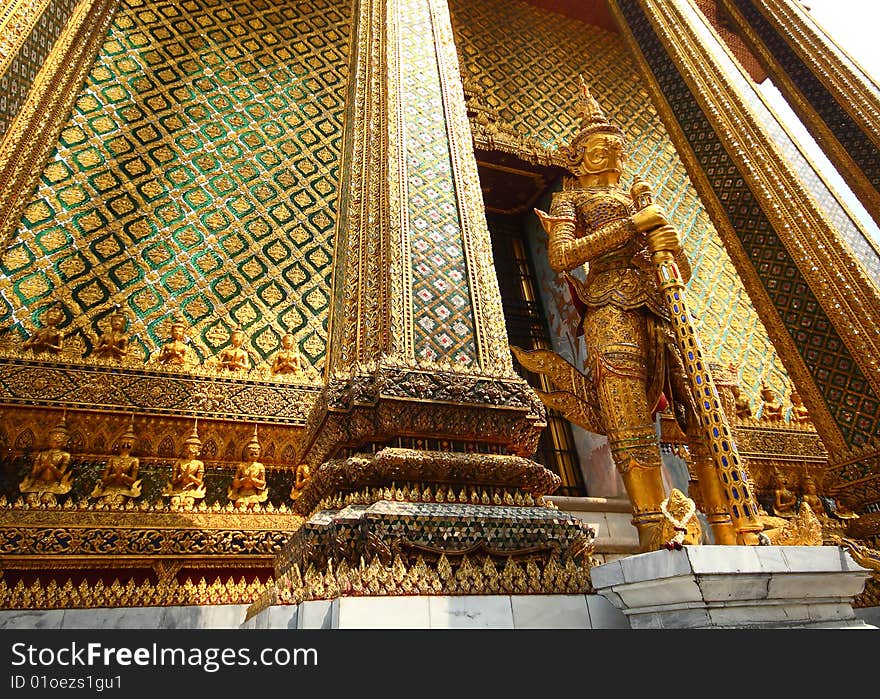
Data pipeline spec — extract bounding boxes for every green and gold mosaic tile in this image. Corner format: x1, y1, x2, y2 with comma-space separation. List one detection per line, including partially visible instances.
1, 0, 354, 370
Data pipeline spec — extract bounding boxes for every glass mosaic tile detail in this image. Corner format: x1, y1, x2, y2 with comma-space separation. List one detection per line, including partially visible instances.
0, 0, 354, 369
402, 0, 477, 366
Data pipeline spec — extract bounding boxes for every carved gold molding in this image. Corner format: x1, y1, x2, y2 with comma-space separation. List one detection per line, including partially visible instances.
610, 0, 880, 451
0, 0, 53, 80
719, 0, 880, 230
0, 0, 117, 248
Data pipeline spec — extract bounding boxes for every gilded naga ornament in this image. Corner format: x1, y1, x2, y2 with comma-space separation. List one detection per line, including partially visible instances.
522, 76, 762, 549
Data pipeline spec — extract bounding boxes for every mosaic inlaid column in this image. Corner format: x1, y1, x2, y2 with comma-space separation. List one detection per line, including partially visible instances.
297, 0, 545, 471
720, 0, 880, 231
608, 1, 880, 468
0, 0, 117, 246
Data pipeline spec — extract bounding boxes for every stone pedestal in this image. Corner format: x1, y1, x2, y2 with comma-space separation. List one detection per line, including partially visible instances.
590, 545, 876, 629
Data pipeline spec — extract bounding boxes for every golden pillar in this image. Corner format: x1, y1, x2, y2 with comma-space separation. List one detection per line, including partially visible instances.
609, 0, 880, 488
719, 0, 880, 233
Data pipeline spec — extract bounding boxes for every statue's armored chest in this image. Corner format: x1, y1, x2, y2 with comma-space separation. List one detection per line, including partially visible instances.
571, 189, 634, 235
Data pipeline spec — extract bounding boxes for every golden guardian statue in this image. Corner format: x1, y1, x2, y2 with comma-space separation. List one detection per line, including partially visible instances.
519, 76, 761, 550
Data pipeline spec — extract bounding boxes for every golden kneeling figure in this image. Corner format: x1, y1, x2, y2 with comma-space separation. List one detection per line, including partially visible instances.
228, 427, 268, 508
92, 419, 142, 502
163, 422, 206, 506
290, 463, 311, 501
19, 416, 73, 500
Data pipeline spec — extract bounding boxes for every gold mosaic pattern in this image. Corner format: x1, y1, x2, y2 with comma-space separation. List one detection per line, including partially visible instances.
402, 0, 476, 365
449, 0, 790, 404
0, 0, 79, 137
0, 0, 353, 370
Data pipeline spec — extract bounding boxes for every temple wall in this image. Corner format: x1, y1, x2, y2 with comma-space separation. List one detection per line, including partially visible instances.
449, 0, 791, 411
0, 0, 353, 373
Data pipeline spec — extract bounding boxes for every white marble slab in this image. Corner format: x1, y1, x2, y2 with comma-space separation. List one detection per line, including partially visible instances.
0, 609, 65, 629
297, 599, 332, 629
510, 594, 590, 629
428, 595, 514, 629
585, 593, 630, 629
333, 596, 430, 629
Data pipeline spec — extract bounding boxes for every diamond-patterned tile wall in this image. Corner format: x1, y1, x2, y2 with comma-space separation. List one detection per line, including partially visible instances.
618, 0, 879, 445
402, 0, 477, 366
0, 0, 353, 370
0, 0, 80, 138
694, 0, 880, 285
450, 0, 791, 411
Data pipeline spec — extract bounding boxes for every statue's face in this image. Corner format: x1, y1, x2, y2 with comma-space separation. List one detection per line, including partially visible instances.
231, 331, 244, 348
45, 309, 63, 327
110, 315, 125, 331
582, 133, 624, 176
48, 431, 65, 448
282, 334, 294, 349
171, 325, 184, 340
185, 443, 200, 457
119, 438, 133, 453
247, 444, 260, 459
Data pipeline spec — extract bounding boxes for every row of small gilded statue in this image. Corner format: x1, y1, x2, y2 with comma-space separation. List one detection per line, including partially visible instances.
18, 304, 305, 376
18, 415, 312, 508
730, 380, 811, 424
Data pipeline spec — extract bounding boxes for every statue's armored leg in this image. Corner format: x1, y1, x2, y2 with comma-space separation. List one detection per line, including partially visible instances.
587, 306, 666, 551
607, 424, 666, 550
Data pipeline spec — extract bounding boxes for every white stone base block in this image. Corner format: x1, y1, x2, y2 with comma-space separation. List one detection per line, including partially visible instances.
590, 545, 877, 629
246, 594, 630, 629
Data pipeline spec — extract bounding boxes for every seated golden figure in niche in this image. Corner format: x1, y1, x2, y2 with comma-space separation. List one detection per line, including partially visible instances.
216, 328, 251, 373
759, 381, 783, 422
22, 305, 64, 355
770, 469, 797, 518
228, 426, 268, 508
290, 462, 311, 501
730, 384, 752, 420
19, 414, 73, 498
271, 332, 303, 376
93, 307, 130, 362
91, 416, 142, 501
790, 390, 811, 424
154, 313, 195, 368
162, 421, 206, 506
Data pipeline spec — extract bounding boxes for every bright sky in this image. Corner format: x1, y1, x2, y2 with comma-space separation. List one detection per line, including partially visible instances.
800, 0, 880, 80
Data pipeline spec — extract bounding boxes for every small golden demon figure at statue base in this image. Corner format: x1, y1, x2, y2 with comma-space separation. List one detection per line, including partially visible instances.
19, 413, 73, 505
91, 416, 142, 504
162, 421, 206, 508
228, 426, 268, 509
